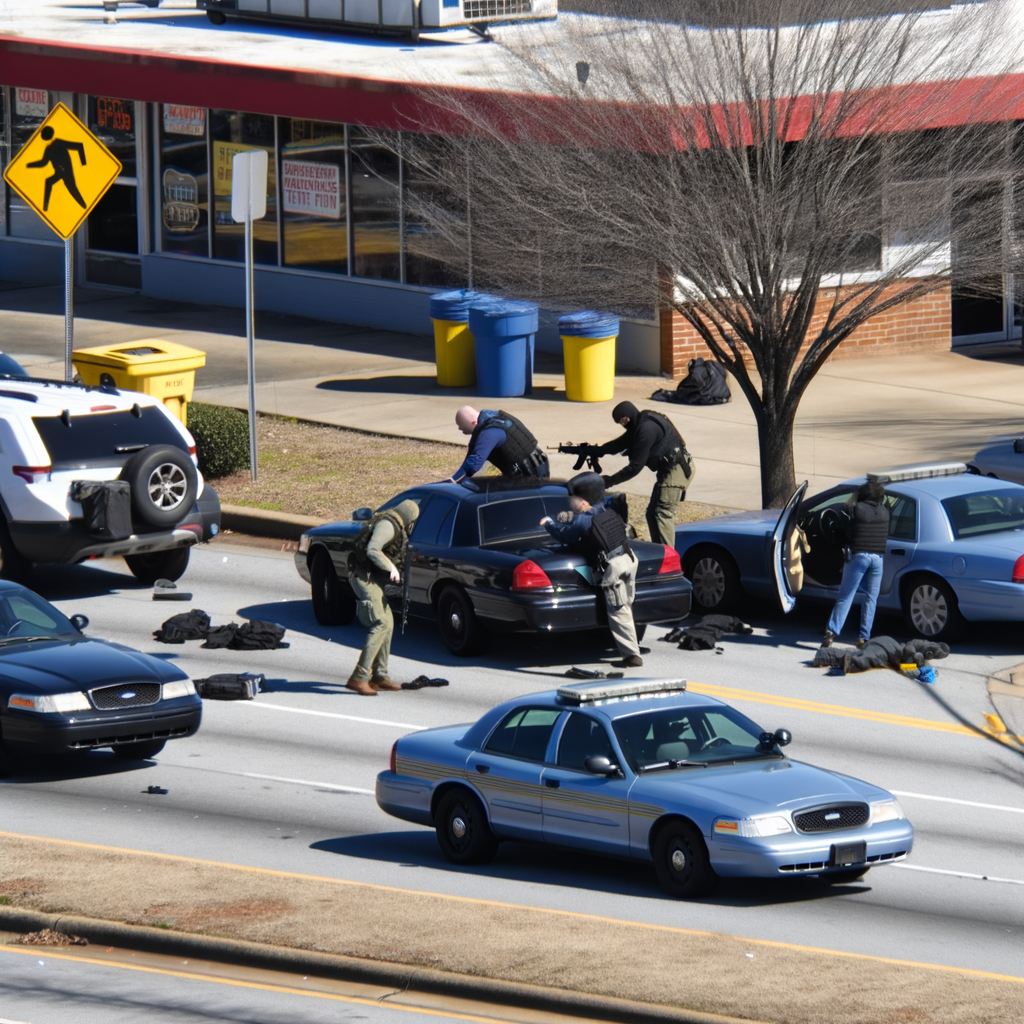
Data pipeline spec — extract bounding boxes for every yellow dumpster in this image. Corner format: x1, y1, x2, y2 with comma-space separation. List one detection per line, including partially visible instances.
73, 340, 206, 426
559, 312, 619, 403
429, 290, 481, 387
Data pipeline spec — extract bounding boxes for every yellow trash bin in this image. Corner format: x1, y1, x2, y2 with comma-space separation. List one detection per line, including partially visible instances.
72, 339, 206, 426
429, 290, 480, 387
559, 312, 619, 403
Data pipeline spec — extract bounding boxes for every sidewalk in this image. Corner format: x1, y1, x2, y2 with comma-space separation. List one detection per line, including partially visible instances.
3, 283, 1023, 510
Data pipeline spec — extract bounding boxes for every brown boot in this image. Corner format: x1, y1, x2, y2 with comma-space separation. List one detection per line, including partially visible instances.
370, 679, 401, 692
345, 678, 377, 696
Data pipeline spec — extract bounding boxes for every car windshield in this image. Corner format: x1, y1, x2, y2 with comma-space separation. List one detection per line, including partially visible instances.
0, 589, 75, 640
478, 495, 572, 546
941, 489, 1024, 539
612, 705, 775, 771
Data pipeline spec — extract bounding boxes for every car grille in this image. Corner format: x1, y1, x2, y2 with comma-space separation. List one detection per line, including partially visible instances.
89, 683, 161, 710
463, 0, 532, 18
793, 803, 869, 833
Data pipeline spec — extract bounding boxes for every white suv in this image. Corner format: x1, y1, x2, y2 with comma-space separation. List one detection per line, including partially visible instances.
0, 370, 219, 584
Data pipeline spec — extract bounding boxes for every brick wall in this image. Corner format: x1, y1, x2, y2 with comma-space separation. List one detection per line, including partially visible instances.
659, 281, 951, 378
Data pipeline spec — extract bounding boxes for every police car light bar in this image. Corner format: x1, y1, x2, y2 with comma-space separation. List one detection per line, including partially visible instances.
866, 462, 966, 484
556, 678, 688, 705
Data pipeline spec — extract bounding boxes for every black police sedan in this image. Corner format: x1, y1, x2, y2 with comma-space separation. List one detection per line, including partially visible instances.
295, 478, 692, 656
0, 582, 201, 775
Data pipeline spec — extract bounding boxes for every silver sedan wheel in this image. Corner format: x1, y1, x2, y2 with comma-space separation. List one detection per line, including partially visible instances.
909, 584, 948, 636
147, 462, 189, 512
691, 557, 726, 607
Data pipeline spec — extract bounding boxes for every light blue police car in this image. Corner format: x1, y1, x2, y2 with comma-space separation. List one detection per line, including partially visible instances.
376, 679, 912, 897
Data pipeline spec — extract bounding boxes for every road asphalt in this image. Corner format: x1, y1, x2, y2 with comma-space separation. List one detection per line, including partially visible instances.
2, 282, 1023, 511
1, 540, 1021, 1006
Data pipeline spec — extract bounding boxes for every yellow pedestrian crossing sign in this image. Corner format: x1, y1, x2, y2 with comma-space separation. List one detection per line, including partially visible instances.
3, 102, 122, 240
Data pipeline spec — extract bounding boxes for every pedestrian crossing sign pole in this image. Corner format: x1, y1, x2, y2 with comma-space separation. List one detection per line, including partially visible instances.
3, 102, 122, 382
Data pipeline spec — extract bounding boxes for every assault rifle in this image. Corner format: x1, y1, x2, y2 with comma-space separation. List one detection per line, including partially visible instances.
550, 443, 604, 474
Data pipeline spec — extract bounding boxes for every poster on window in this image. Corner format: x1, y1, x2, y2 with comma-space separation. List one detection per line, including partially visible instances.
213, 141, 273, 196
282, 159, 342, 219
164, 105, 206, 137
15, 88, 48, 119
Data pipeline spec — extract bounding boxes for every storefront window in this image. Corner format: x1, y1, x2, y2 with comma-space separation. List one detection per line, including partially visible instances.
349, 128, 400, 281
403, 136, 466, 288
280, 118, 347, 274
87, 184, 138, 254
158, 104, 209, 257
0, 87, 7, 235
87, 95, 136, 178
210, 110, 277, 264
6, 87, 55, 240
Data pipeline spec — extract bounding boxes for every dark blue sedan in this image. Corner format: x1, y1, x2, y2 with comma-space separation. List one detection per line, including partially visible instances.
674, 462, 1024, 640
0, 582, 201, 775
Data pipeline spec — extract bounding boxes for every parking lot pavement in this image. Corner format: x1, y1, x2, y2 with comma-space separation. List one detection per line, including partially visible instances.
3, 283, 1023, 510
3, 539, 1022, 984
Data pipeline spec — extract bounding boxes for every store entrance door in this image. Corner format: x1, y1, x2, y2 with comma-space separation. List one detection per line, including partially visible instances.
84, 96, 142, 289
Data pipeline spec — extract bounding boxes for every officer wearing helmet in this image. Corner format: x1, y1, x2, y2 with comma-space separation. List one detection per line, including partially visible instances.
541, 472, 644, 668
346, 498, 419, 696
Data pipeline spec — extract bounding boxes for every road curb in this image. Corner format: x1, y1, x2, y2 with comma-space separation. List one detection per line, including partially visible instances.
220, 503, 326, 541
0, 906, 765, 1024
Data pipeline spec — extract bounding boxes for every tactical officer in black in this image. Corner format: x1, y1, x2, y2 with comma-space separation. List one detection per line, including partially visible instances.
450, 405, 549, 481
596, 401, 694, 547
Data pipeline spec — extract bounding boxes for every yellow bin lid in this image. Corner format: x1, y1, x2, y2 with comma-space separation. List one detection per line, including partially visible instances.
72, 339, 206, 376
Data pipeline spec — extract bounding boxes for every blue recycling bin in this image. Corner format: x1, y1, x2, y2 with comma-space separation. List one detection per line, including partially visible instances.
468, 299, 539, 398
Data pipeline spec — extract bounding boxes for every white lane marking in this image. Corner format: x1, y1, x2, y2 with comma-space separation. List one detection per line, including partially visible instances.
237, 701, 424, 731
894, 864, 1024, 886
891, 790, 1024, 815
242, 772, 374, 795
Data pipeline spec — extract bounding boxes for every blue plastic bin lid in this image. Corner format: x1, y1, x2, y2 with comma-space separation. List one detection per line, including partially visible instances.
558, 311, 620, 338
469, 298, 539, 336
430, 290, 488, 322
469, 297, 539, 318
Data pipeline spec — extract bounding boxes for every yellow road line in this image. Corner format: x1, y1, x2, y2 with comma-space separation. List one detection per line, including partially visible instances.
0, 944, 519, 1024
2, 831, 1022, 987
687, 682, 989, 737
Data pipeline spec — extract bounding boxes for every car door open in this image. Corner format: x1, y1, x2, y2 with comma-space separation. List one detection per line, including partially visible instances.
771, 481, 808, 613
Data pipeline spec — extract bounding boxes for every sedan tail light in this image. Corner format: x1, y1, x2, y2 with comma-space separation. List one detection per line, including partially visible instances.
1013, 555, 1024, 584
659, 546, 683, 575
13, 465, 51, 484
389, 741, 398, 773
512, 559, 553, 591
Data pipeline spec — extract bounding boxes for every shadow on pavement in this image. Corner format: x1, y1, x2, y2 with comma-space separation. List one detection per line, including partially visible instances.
1, 749, 158, 785
311, 831, 861, 906
29, 562, 148, 602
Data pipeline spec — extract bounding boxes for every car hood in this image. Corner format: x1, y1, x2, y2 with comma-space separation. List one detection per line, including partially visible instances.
632, 758, 887, 817
675, 509, 779, 534
0, 637, 186, 693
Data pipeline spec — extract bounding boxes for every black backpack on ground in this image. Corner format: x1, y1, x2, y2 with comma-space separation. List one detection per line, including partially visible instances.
652, 357, 731, 406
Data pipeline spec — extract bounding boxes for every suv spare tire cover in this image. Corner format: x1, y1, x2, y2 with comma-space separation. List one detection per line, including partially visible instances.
120, 444, 198, 528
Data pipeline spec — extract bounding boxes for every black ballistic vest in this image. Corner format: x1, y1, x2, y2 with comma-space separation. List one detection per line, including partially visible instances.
470, 410, 537, 474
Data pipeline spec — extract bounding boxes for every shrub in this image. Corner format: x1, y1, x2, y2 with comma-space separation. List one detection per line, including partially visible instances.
187, 402, 250, 479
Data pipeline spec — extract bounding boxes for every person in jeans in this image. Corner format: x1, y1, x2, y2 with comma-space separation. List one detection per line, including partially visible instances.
822, 481, 890, 649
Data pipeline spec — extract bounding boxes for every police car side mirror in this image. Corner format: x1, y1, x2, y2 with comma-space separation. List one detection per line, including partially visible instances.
584, 755, 621, 776
761, 728, 790, 748
352, 507, 373, 521
70, 614, 89, 633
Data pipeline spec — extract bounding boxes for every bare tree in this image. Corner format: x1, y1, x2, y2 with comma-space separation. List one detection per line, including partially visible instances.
393, 0, 1023, 507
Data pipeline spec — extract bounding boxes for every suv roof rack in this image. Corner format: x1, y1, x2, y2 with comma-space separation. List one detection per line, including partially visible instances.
556, 678, 687, 705
866, 462, 966, 484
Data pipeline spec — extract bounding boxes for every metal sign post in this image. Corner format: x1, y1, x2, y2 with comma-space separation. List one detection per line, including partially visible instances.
2, 102, 121, 384
230, 149, 268, 483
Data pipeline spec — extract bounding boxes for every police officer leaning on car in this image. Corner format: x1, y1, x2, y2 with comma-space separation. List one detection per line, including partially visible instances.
448, 405, 549, 482
595, 401, 694, 547
541, 472, 644, 668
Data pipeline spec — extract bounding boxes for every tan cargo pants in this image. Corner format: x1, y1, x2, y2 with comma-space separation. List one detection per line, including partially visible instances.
645, 460, 694, 547
349, 568, 393, 683
601, 550, 640, 659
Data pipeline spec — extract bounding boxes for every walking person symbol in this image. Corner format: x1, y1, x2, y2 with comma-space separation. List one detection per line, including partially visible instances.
26, 127, 87, 210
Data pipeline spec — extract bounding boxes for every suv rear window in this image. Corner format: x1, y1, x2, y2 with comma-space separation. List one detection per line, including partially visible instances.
33, 407, 187, 469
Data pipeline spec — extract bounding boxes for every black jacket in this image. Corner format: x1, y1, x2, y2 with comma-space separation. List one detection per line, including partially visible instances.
849, 500, 889, 555
600, 411, 685, 487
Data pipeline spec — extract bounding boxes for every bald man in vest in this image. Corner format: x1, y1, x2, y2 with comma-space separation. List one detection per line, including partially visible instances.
448, 406, 549, 482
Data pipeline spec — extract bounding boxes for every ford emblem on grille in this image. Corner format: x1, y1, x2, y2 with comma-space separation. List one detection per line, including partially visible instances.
825, 812, 841, 820
120, 690, 136, 700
